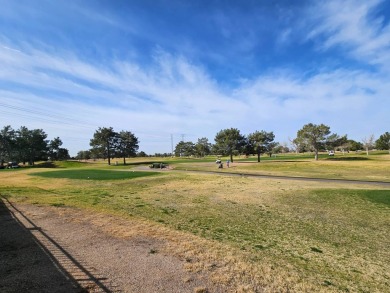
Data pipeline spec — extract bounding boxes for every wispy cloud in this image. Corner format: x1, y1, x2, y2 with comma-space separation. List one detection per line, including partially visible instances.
0, 41, 250, 153
306, 0, 390, 67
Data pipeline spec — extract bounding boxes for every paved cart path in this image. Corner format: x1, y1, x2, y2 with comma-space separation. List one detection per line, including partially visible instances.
179, 170, 390, 187
139, 165, 390, 187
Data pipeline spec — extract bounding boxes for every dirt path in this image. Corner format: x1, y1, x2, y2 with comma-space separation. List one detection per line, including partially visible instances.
1, 198, 228, 293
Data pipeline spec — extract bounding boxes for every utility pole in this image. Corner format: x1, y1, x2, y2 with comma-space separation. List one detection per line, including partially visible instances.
171, 134, 174, 156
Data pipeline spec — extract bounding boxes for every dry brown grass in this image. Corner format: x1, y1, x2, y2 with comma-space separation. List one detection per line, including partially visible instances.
1, 165, 388, 292
45, 203, 329, 292
174, 154, 390, 182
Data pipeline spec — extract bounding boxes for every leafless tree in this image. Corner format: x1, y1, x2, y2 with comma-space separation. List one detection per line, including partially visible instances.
362, 134, 375, 155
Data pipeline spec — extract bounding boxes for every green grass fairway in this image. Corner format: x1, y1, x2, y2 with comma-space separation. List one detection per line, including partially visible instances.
1, 157, 389, 292
173, 153, 390, 182
32, 169, 159, 180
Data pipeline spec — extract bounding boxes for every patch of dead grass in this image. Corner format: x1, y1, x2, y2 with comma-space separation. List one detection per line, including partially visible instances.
1, 168, 388, 292
44, 205, 328, 292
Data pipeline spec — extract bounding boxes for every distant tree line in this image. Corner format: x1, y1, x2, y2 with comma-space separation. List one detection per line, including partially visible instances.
171, 128, 283, 162
77, 125, 389, 164
172, 124, 389, 161
0, 125, 69, 166
2, 124, 388, 167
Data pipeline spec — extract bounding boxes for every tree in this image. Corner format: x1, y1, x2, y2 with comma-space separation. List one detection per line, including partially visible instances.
296, 123, 331, 160
194, 137, 211, 157
247, 130, 275, 162
347, 139, 363, 151
362, 134, 375, 155
117, 130, 139, 165
15, 127, 48, 165
214, 128, 245, 162
272, 143, 289, 155
90, 146, 104, 160
137, 151, 148, 157
271, 143, 282, 154
0, 125, 15, 166
326, 134, 347, 153
290, 136, 308, 153
288, 137, 300, 153
76, 150, 91, 161
14, 126, 28, 164
1, 125, 69, 164
376, 132, 390, 154
174, 141, 195, 157
266, 142, 278, 157
90, 127, 118, 165
57, 148, 70, 160
279, 142, 290, 153
48, 137, 64, 161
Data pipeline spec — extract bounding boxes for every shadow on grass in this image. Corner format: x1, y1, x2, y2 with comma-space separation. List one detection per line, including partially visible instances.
33, 162, 59, 168
31, 169, 159, 180
33, 161, 94, 168
237, 160, 311, 163
0, 197, 113, 292
326, 157, 370, 161
357, 190, 390, 206
124, 161, 168, 166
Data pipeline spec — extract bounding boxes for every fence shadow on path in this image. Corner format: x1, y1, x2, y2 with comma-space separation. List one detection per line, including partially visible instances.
0, 197, 114, 292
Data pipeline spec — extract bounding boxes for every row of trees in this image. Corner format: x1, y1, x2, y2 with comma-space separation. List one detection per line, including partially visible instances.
77, 127, 139, 165
174, 124, 389, 162
174, 130, 278, 163
0, 125, 69, 166
2, 124, 388, 166
79, 124, 388, 164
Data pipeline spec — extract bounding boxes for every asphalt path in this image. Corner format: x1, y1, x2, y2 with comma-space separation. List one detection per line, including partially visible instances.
172, 169, 390, 187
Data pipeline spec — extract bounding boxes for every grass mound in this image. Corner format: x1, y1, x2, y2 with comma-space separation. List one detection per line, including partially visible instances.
31, 169, 159, 180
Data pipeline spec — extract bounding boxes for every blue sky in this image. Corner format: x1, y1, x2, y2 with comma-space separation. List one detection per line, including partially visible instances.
1, 0, 389, 156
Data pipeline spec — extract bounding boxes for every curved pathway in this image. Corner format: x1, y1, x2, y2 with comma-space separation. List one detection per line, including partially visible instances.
141, 166, 390, 187
181, 170, 390, 187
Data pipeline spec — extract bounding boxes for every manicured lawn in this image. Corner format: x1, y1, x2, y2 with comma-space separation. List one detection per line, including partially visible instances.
1, 158, 389, 292
31, 169, 159, 180
173, 153, 390, 182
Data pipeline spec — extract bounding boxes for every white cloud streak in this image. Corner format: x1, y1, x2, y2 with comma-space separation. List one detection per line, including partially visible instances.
307, 0, 390, 67
0, 42, 250, 154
